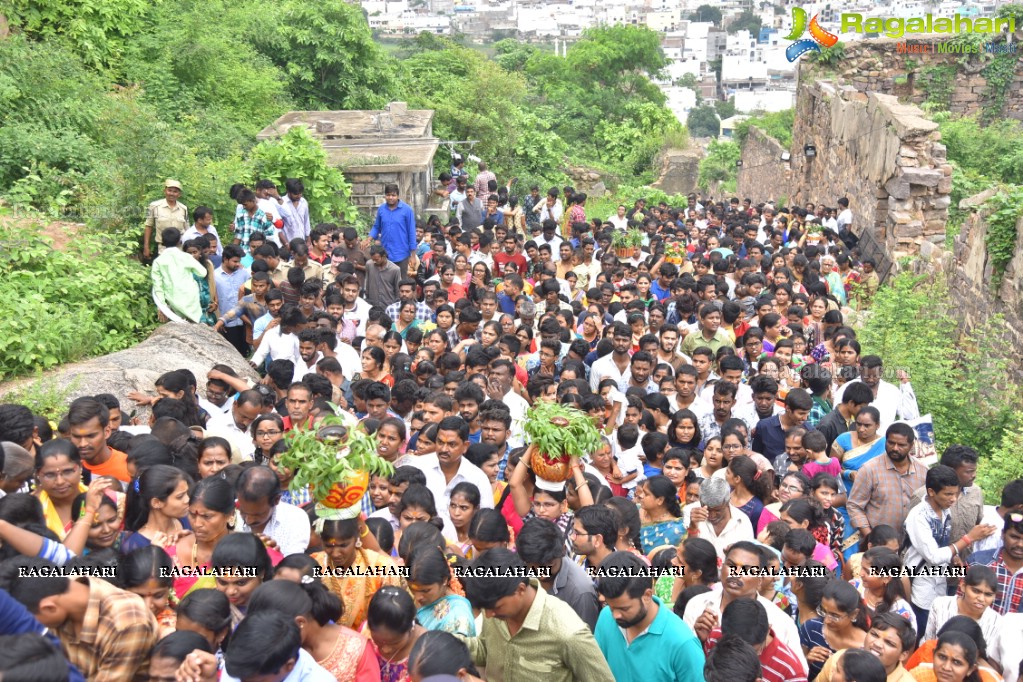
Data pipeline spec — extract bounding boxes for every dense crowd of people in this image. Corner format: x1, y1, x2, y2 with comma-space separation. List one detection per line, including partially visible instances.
0, 161, 1021, 682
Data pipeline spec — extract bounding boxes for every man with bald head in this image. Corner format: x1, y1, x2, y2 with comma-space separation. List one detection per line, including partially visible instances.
363, 323, 387, 351
235, 465, 311, 556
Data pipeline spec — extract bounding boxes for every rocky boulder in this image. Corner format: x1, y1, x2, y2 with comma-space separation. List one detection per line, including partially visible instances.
651, 147, 702, 196
0, 323, 259, 416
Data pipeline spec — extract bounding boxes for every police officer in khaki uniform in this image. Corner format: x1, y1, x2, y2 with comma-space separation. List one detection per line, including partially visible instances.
143, 179, 189, 260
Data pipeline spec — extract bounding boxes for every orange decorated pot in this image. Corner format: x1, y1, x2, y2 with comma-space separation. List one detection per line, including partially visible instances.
615, 246, 634, 258
527, 443, 574, 483
317, 470, 370, 509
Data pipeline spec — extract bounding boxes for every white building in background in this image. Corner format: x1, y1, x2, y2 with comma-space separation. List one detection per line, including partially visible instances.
719, 114, 749, 139
734, 90, 795, 113
663, 86, 699, 124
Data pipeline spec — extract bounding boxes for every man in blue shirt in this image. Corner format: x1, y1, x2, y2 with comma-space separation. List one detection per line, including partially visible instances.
752, 388, 815, 467
594, 552, 705, 682
369, 183, 418, 277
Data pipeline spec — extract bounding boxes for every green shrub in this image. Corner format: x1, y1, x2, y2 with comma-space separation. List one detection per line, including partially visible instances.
734, 109, 795, 148
0, 221, 157, 379
856, 272, 1018, 455
975, 411, 1023, 504
251, 126, 358, 225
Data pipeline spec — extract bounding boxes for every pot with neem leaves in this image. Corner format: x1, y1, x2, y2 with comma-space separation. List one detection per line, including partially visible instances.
523, 401, 602, 484
277, 415, 394, 517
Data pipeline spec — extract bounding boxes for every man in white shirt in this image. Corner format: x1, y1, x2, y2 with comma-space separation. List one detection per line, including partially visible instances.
275, 179, 310, 244
333, 339, 363, 383
235, 466, 311, 557
181, 207, 224, 256
407, 416, 494, 540
686, 477, 754, 559
607, 205, 628, 230
682, 540, 808, 675
250, 307, 304, 371
339, 276, 372, 338
205, 390, 263, 461
535, 220, 564, 262
535, 192, 563, 224
487, 359, 528, 448
831, 356, 919, 432
255, 180, 284, 246
590, 323, 634, 392
836, 197, 853, 234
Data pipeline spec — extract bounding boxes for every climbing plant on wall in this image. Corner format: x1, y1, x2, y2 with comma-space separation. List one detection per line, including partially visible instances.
981, 185, 1023, 290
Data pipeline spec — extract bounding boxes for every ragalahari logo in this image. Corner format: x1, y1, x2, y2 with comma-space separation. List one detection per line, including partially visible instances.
785, 7, 839, 62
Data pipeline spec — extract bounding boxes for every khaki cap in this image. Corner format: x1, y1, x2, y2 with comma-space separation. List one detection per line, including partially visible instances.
164, 179, 183, 190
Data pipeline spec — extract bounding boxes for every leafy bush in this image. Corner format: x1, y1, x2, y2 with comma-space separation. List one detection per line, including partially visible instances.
856, 272, 1018, 455
975, 411, 1023, 505
121, 0, 292, 154
734, 109, 795, 148
698, 139, 740, 192
251, 127, 358, 225
248, 0, 396, 109
5, 0, 150, 71
0, 220, 157, 379
1, 375, 79, 423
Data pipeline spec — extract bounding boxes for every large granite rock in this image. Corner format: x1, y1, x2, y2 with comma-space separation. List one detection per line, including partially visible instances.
0, 323, 259, 416
651, 147, 702, 196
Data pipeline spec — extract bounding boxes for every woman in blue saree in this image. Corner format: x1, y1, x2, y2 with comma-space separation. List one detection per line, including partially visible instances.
831, 405, 885, 561
409, 548, 475, 638
637, 476, 687, 555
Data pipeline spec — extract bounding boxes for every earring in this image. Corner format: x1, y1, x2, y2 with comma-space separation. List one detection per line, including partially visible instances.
356, 539, 363, 548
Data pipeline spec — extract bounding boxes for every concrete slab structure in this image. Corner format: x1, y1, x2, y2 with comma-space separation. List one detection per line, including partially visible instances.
257, 102, 439, 218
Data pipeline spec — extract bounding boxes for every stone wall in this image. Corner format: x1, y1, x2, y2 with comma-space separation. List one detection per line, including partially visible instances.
800, 35, 1023, 120
788, 81, 952, 260
736, 126, 792, 205
950, 190, 1023, 379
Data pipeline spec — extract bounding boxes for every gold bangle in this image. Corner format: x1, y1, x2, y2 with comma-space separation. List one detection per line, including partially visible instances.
360, 525, 370, 538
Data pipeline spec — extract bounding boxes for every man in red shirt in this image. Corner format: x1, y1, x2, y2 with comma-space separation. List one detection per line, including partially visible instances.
704, 598, 807, 682
493, 234, 527, 275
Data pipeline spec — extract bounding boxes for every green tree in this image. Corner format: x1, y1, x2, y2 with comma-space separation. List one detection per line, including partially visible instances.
676, 73, 699, 89
493, 39, 539, 73
728, 10, 763, 35
691, 4, 723, 24
4, 0, 149, 71
249, 0, 397, 109
397, 41, 535, 179
122, 0, 292, 155
687, 104, 721, 138
714, 97, 736, 119
250, 127, 358, 224
698, 139, 740, 191
565, 25, 667, 91
733, 108, 795, 147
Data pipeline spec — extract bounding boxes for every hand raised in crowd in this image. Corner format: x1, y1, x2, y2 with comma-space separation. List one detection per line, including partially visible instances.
969, 522, 998, 540
176, 650, 219, 682
692, 606, 718, 643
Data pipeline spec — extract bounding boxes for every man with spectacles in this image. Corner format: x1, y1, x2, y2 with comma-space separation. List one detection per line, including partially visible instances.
570, 506, 619, 574
206, 390, 264, 461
